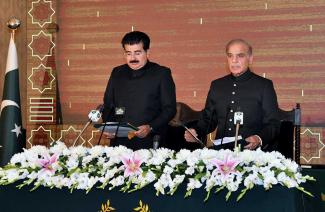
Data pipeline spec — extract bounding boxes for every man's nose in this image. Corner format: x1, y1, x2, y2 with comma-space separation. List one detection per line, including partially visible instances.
130, 54, 136, 60
232, 55, 238, 62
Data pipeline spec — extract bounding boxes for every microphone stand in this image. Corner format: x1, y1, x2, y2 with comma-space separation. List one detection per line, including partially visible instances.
234, 120, 240, 150
114, 119, 121, 139
74, 104, 104, 146
233, 109, 243, 151
153, 134, 160, 150
97, 105, 113, 145
73, 121, 91, 146
78, 105, 104, 146
97, 121, 109, 145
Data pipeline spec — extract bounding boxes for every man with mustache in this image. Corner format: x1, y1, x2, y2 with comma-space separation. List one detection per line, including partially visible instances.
185, 39, 280, 150
102, 31, 176, 150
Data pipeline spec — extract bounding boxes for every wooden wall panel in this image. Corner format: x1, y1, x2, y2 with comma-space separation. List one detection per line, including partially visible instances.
56, 0, 325, 126
23, 0, 325, 165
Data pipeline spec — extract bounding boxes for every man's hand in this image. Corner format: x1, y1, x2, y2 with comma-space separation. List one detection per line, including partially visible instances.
244, 135, 261, 150
103, 131, 116, 139
134, 125, 151, 138
184, 128, 198, 143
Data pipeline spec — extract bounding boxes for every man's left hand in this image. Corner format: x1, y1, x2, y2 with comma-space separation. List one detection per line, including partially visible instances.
134, 125, 151, 138
244, 135, 261, 150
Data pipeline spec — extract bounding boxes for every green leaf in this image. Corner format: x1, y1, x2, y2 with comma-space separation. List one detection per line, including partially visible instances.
296, 186, 314, 197
67, 167, 80, 177
225, 191, 232, 201
215, 186, 225, 193
30, 182, 42, 191
194, 172, 205, 180
184, 189, 192, 198
236, 187, 249, 201
204, 190, 211, 202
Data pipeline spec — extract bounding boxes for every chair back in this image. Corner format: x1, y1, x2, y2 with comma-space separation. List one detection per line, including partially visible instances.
275, 103, 301, 163
166, 102, 202, 151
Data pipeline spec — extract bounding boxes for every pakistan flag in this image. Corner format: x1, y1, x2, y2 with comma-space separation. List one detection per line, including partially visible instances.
0, 35, 25, 167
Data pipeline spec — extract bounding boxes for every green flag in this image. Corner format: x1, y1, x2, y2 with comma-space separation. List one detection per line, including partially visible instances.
0, 35, 24, 166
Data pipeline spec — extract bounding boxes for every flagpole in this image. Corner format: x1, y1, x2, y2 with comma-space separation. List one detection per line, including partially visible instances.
7, 17, 20, 39
0, 17, 22, 166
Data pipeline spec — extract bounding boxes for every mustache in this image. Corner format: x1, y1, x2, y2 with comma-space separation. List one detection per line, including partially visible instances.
130, 60, 139, 64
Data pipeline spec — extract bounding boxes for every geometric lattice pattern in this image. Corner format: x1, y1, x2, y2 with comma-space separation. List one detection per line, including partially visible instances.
28, 30, 55, 61
57, 126, 103, 148
300, 128, 325, 164
28, 63, 55, 93
58, 126, 84, 147
28, 0, 55, 28
27, 126, 55, 147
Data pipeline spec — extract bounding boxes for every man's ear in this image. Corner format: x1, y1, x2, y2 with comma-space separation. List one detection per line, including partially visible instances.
249, 55, 253, 65
146, 49, 150, 58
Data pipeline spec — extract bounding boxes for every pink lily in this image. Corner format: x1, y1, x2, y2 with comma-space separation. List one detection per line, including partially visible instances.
211, 154, 240, 177
122, 153, 143, 177
38, 154, 58, 173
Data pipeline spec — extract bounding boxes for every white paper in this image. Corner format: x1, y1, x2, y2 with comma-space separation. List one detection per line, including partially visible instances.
213, 136, 243, 146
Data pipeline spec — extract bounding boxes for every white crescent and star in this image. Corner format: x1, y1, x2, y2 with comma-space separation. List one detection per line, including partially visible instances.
0, 100, 21, 138
11, 123, 22, 138
0, 100, 20, 115
1, 37, 21, 140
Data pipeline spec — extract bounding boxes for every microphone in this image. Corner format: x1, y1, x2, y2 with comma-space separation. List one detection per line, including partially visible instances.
153, 135, 160, 150
114, 107, 125, 138
73, 104, 104, 146
233, 108, 244, 150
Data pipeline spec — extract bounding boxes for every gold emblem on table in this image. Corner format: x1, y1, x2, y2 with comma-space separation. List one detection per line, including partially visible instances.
133, 200, 150, 212
100, 200, 115, 212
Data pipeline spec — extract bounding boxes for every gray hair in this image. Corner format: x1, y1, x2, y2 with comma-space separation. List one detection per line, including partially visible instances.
226, 39, 253, 55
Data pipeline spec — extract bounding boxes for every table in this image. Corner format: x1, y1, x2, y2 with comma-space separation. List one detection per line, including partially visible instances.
0, 180, 322, 212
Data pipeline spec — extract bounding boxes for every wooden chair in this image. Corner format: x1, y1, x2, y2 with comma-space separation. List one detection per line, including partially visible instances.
166, 102, 202, 151
266, 103, 301, 164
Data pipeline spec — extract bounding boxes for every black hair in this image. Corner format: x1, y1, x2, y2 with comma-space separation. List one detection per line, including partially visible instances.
121, 31, 150, 51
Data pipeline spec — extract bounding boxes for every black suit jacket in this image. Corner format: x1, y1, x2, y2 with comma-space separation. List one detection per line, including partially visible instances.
195, 69, 280, 147
102, 61, 176, 150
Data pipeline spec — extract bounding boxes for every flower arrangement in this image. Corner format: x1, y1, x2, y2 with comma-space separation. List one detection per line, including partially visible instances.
0, 142, 314, 201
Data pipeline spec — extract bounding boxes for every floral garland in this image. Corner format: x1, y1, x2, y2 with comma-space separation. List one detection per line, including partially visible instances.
0, 142, 315, 201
